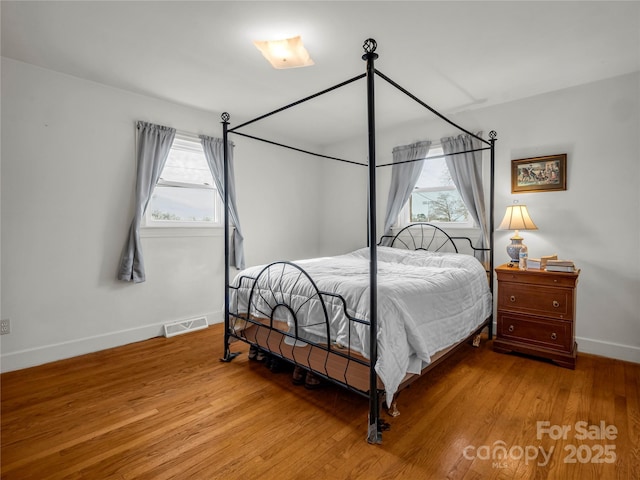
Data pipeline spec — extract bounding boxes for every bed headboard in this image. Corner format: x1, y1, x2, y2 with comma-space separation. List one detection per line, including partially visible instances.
379, 222, 470, 254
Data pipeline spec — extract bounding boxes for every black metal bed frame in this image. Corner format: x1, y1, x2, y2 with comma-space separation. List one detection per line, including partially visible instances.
380, 222, 488, 257
220, 39, 497, 444
227, 260, 371, 394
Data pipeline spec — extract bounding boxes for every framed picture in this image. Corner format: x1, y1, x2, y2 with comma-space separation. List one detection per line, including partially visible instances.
511, 154, 567, 193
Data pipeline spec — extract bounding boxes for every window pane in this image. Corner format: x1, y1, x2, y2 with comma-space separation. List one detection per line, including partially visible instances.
410, 189, 469, 223
415, 150, 451, 189
145, 135, 222, 227
149, 185, 217, 223
409, 146, 471, 224
160, 137, 213, 186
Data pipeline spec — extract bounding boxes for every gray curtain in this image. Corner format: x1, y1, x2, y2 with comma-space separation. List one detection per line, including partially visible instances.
441, 132, 488, 262
380, 141, 431, 245
118, 122, 176, 282
200, 135, 245, 270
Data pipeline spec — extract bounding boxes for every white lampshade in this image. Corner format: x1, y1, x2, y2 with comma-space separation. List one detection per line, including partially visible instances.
498, 204, 538, 231
253, 36, 314, 69
499, 204, 538, 263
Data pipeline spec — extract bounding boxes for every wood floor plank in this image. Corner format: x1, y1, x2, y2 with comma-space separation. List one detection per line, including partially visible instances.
2, 323, 638, 479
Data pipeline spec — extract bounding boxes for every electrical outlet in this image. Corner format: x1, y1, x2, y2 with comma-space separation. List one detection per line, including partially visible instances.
1, 319, 10, 335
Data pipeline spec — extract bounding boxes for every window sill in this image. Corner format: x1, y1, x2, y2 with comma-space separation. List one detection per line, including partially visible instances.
141, 226, 224, 238
394, 223, 479, 232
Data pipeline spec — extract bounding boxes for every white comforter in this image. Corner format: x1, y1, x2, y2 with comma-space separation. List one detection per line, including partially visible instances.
230, 247, 492, 405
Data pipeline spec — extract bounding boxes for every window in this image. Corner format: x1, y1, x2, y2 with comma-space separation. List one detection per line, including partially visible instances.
145, 135, 223, 228
407, 146, 473, 227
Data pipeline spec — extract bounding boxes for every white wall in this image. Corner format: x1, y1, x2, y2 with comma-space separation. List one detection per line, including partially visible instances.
320, 72, 640, 363
0, 58, 323, 371
2, 58, 638, 371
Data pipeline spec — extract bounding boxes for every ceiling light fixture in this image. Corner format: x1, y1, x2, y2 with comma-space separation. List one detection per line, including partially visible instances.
253, 35, 314, 69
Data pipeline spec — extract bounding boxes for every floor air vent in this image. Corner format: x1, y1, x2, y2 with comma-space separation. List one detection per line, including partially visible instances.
163, 317, 208, 338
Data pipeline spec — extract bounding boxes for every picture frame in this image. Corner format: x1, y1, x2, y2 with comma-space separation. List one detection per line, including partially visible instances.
511, 154, 567, 193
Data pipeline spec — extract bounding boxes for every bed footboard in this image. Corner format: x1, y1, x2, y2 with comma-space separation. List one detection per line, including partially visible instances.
227, 261, 375, 398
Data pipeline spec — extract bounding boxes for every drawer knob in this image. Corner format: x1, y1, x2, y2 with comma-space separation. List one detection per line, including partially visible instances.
552, 300, 560, 308
508, 325, 515, 333
551, 332, 557, 340
510, 295, 516, 302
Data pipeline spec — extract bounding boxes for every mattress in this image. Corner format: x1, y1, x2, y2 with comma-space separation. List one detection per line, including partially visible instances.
230, 246, 492, 404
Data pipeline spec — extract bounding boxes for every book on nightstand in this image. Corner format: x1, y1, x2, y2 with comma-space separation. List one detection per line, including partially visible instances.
527, 258, 542, 269
545, 259, 576, 272
527, 254, 558, 270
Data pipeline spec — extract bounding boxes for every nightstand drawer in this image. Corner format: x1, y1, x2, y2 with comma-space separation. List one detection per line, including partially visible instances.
497, 313, 572, 352
496, 269, 578, 288
498, 283, 573, 319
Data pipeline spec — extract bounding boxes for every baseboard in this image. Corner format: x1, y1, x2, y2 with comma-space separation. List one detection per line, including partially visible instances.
576, 336, 640, 364
3, 316, 635, 373
0, 311, 224, 373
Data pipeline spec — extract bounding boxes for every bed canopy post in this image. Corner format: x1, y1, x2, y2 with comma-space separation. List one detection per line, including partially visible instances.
488, 133, 497, 282
488, 130, 497, 339
221, 112, 239, 362
363, 38, 382, 445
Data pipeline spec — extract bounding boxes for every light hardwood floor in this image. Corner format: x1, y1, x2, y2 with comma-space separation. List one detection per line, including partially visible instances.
2, 323, 638, 479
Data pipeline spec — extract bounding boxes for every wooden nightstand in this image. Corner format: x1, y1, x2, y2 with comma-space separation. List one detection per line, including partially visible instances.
493, 263, 580, 369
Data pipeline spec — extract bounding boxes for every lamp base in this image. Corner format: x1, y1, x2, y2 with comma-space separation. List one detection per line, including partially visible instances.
506, 237, 524, 263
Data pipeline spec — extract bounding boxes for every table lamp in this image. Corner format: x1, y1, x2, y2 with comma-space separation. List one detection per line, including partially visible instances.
498, 204, 538, 263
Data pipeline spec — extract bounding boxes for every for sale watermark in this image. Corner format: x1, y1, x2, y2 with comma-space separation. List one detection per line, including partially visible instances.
462, 420, 617, 468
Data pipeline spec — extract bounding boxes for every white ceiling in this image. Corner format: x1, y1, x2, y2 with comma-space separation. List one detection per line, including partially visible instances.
2, 1, 639, 147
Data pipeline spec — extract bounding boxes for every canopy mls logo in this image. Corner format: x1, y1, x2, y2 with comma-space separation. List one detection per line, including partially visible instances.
462, 441, 554, 467
463, 420, 618, 469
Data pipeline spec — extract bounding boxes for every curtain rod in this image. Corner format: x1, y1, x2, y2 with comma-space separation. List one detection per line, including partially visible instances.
174, 129, 205, 141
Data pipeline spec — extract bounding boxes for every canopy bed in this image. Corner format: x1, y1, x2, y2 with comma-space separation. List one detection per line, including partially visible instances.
220, 39, 497, 444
